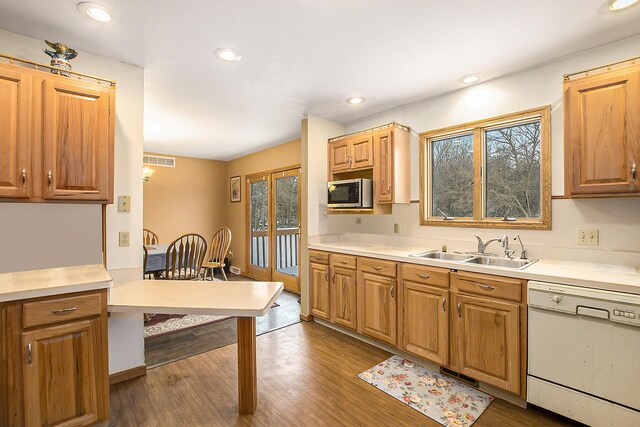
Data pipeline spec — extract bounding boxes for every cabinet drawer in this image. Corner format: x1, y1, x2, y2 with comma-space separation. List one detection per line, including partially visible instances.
402, 263, 450, 288
360, 257, 397, 278
23, 292, 103, 329
309, 250, 329, 265
331, 253, 357, 270
452, 271, 522, 302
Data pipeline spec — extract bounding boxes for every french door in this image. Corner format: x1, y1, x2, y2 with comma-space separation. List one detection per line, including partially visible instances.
246, 167, 301, 293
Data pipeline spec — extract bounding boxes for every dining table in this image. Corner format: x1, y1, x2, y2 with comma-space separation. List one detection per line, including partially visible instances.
109, 279, 284, 414
144, 244, 169, 274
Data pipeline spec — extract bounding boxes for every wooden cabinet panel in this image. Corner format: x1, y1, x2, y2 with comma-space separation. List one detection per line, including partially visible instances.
452, 271, 522, 302
0, 64, 31, 199
360, 272, 397, 345
350, 135, 374, 170
310, 262, 330, 319
360, 257, 397, 278
309, 250, 329, 265
22, 318, 103, 426
330, 253, 356, 270
374, 130, 393, 203
329, 139, 351, 173
43, 79, 113, 202
453, 293, 520, 394
401, 263, 450, 288
564, 65, 640, 195
330, 267, 357, 330
23, 292, 103, 329
402, 282, 448, 365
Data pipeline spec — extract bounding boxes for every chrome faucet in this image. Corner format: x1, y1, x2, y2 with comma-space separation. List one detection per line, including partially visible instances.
513, 234, 527, 259
502, 235, 516, 259
474, 235, 504, 255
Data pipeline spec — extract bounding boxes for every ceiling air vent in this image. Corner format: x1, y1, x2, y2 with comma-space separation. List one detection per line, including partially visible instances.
143, 155, 176, 167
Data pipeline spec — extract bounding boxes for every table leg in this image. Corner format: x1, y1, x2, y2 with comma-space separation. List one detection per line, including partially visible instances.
237, 317, 257, 414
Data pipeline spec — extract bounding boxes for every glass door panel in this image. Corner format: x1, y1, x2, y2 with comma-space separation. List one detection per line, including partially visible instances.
247, 175, 270, 280
272, 169, 301, 292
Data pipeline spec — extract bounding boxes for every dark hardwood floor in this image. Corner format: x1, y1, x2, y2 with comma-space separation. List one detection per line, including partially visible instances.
144, 274, 301, 367
112, 321, 574, 426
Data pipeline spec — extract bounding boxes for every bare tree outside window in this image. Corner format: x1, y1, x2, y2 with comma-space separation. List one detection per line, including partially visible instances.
485, 121, 541, 218
431, 134, 474, 217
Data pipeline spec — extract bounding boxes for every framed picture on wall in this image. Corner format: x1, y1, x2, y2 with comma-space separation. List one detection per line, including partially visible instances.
230, 176, 241, 202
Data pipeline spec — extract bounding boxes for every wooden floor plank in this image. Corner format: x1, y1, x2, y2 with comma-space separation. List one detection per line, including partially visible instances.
110, 322, 574, 426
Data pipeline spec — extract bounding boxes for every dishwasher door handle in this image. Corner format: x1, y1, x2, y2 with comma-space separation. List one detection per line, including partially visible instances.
576, 306, 609, 320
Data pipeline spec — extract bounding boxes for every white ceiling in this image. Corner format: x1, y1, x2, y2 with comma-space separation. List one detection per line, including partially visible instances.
0, 1, 639, 160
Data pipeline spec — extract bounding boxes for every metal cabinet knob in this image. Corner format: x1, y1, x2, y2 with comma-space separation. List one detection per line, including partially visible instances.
21, 169, 27, 187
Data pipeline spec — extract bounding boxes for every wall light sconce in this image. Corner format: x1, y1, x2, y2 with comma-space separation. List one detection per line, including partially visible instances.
143, 167, 155, 182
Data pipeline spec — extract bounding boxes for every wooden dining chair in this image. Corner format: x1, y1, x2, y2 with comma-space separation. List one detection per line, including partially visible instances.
161, 234, 208, 280
143, 228, 159, 245
202, 227, 232, 281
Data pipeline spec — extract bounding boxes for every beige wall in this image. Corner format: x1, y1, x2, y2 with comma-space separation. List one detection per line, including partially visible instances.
143, 153, 228, 244
226, 139, 301, 273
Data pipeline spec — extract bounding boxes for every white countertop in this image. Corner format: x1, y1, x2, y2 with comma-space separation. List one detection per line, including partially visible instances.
108, 280, 284, 317
308, 241, 640, 295
0, 264, 113, 302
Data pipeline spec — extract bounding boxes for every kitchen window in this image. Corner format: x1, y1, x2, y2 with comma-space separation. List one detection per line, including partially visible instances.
419, 106, 551, 229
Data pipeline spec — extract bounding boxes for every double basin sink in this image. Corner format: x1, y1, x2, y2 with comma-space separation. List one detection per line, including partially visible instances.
409, 250, 537, 270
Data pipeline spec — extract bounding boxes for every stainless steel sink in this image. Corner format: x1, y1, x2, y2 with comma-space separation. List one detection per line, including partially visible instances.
409, 251, 475, 262
462, 256, 537, 269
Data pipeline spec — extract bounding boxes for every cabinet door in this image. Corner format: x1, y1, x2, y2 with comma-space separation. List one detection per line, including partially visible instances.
22, 318, 103, 427
350, 134, 374, 169
0, 65, 31, 199
330, 266, 357, 330
329, 139, 351, 173
42, 79, 113, 201
565, 66, 640, 195
360, 273, 397, 345
310, 262, 330, 319
453, 293, 520, 394
374, 130, 393, 203
402, 282, 448, 365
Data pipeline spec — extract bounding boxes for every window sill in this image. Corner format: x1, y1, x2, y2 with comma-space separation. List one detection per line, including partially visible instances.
420, 218, 550, 230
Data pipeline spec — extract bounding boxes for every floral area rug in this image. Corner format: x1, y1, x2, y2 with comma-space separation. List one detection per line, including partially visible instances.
144, 314, 232, 339
358, 355, 493, 427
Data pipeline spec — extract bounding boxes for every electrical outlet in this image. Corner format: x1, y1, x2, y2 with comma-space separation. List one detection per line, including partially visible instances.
355, 217, 362, 224
394, 223, 400, 234
577, 229, 599, 246
119, 231, 130, 247
117, 195, 131, 212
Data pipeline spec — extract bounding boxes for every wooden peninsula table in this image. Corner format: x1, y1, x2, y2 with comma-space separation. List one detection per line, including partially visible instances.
108, 279, 283, 415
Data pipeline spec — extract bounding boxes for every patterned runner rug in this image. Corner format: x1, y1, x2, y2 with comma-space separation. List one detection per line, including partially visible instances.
144, 314, 232, 339
358, 355, 493, 427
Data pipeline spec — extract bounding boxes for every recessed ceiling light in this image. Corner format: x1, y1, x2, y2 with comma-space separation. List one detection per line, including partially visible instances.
459, 74, 482, 85
214, 47, 242, 62
609, 0, 639, 10
346, 96, 366, 105
77, 2, 112, 22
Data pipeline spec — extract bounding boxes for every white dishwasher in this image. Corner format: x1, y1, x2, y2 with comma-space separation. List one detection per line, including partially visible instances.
527, 281, 640, 427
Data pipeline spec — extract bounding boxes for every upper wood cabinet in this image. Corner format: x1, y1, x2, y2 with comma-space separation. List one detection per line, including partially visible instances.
328, 134, 373, 173
43, 79, 113, 201
0, 64, 32, 199
374, 129, 410, 204
564, 63, 640, 196
0, 61, 115, 204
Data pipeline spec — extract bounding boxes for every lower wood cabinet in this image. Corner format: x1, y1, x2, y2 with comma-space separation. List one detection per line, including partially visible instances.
359, 272, 397, 346
1, 289, 109, 427
451, 293, 521, 394
401, 282, 448, 366
330, 266, 357, 330
309, 261, 330, 320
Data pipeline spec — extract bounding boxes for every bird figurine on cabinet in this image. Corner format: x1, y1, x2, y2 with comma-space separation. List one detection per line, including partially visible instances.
43, 40, 78, 76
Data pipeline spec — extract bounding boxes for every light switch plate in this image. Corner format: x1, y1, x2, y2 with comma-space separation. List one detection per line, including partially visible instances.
118, 196, 131, 212
394, 223, 400, 234
577, 229, 599, 246
119, 231, 130, 247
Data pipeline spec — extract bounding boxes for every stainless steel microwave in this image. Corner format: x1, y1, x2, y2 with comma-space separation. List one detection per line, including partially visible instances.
327, 178, 373, 208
